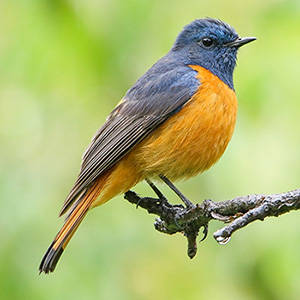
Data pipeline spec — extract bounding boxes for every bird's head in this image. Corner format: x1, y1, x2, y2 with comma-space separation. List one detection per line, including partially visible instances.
172, 18, 256, 89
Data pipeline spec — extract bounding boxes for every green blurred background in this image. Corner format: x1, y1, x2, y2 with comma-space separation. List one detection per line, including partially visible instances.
1, 0, 300, 299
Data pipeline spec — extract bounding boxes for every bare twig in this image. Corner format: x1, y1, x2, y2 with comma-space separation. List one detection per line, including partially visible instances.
124, 188, 300, 258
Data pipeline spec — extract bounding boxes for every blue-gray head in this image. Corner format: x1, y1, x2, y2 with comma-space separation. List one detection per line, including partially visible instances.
171, 18, 256, 89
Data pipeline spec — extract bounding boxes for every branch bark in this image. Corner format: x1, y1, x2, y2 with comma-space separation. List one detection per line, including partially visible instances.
124, 188, 300, 258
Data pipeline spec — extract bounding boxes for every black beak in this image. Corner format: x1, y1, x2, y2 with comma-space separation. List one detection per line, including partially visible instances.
226, 37, 257, 48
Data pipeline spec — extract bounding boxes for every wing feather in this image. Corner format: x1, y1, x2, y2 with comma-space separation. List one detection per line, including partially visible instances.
59, 62, 199, 216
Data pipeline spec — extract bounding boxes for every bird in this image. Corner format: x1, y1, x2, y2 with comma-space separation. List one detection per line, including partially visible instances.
39, 18, 256, 274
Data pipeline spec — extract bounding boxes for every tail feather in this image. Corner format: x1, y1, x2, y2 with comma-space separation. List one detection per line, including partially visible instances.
39, 199, 89, 274
39, 181, 104, 274
39, 241, 64, 274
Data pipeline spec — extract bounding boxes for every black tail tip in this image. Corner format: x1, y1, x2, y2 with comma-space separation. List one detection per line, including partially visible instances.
39, 242, 64, 274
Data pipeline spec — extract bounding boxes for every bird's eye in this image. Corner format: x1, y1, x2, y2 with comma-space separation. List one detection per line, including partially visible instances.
201, 37, 214, 48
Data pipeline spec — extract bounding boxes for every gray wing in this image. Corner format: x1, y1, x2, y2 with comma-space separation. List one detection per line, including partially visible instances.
59, 63, 199, 216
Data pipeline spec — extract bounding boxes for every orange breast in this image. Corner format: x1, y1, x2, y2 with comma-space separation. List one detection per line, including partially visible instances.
91, 65, 238, 207
134, 65, 238, 180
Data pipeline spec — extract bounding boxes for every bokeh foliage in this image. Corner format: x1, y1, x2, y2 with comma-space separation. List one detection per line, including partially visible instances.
1, 0, 300, 299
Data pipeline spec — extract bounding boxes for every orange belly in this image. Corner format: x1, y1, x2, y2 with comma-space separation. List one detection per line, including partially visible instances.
92, 66, 237, 207
134, 65, 238, 180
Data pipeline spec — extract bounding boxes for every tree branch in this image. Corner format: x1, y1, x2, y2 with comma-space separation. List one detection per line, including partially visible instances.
124, 188, 300, 258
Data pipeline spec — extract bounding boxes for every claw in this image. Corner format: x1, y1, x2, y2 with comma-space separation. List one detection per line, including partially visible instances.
200, 224, 208, 242
174, 216, 183, 230
135, 197, 143, 209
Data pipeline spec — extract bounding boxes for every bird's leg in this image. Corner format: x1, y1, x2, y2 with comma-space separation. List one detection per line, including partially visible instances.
125, 177, 185, 210
145, 178, 165, 200
132, 177, 165, 208
159, 174, 195, 208
145, 178, 183, 209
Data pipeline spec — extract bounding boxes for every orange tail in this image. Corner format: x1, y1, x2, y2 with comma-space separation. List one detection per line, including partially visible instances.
39, 181, 104, 274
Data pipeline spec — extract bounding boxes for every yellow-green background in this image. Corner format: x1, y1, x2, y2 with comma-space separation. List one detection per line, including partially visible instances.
1, 0, 300, 299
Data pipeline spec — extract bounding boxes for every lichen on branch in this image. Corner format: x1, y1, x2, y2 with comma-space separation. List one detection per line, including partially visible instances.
124, 188, 300, 258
